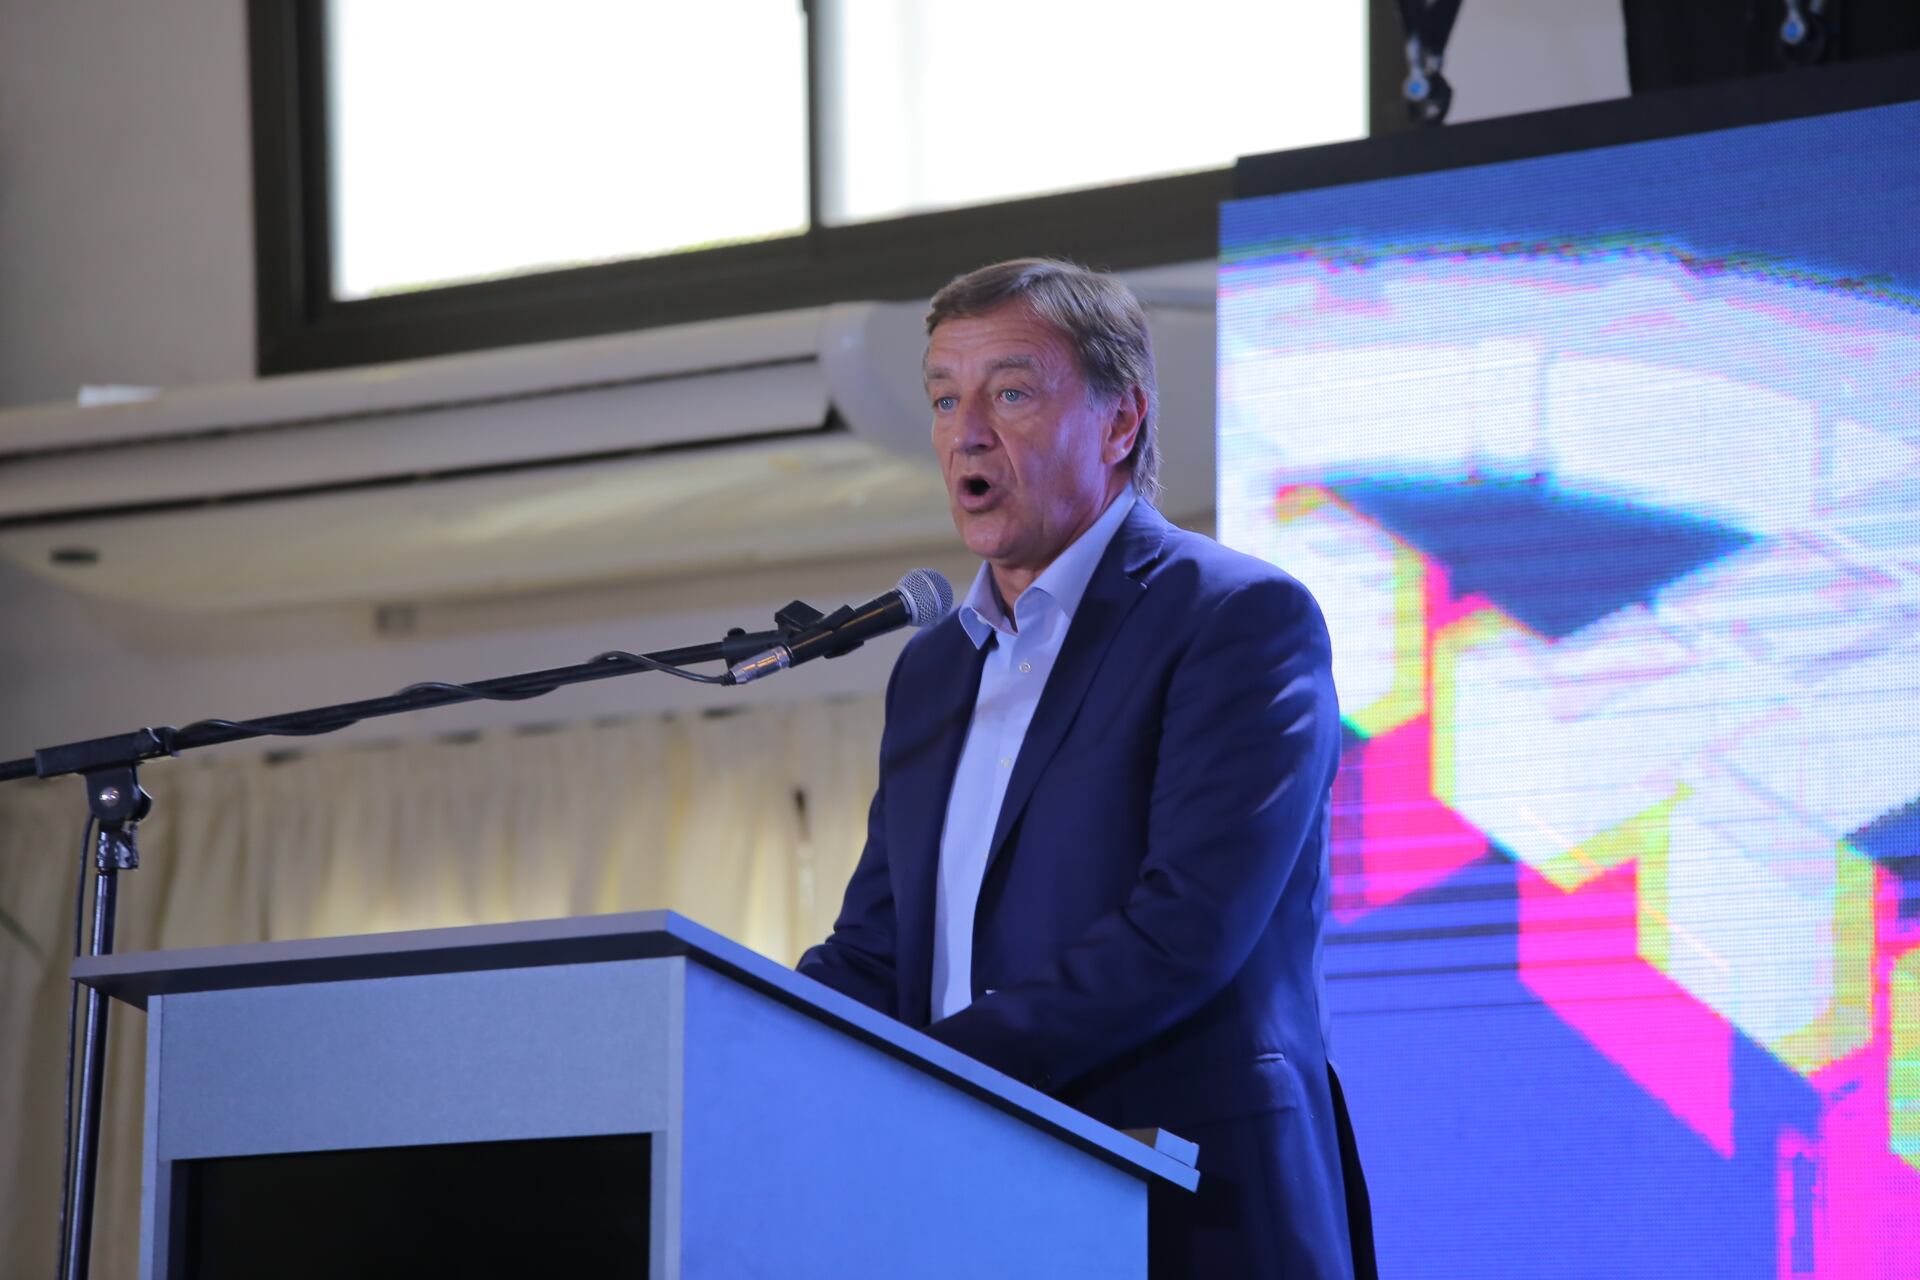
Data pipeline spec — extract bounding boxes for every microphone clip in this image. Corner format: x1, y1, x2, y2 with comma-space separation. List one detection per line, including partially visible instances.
783, 602, 867, 661
723, 600, 867, 686
772, 599, 827, 635
776, 598, 873, 659
725, 569, 953, 687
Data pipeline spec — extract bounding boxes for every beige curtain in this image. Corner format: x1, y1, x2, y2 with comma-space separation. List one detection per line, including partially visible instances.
0, 695, 885, 1280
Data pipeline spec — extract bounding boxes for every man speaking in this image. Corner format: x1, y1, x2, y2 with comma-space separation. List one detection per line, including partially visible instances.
798, 259, 1368, 1278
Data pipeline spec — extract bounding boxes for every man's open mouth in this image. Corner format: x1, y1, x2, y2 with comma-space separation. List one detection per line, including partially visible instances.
964, 477, 991, 497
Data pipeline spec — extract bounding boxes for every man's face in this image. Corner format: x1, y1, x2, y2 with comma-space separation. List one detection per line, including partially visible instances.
924, 302, 1140, 589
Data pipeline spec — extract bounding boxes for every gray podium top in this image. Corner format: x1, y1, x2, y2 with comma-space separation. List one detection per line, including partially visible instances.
74, 909, 1198, 1192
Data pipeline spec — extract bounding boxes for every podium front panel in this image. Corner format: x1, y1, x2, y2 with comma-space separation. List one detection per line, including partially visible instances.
86, 915, 1173, 1280
141, 956, 682, 1279
676, 961, 1144, 1278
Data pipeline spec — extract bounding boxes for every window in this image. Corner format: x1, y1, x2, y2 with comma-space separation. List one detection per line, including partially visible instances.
251, 1, 1367, 374
327, 1, 810, 299
816, 1, 1365, 224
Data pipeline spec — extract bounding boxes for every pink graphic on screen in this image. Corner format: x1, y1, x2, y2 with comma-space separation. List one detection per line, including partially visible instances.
1219, 214, 1920, 1274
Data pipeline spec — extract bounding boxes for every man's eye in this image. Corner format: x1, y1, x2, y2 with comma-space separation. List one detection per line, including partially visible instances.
997, 388, 1026, 403
933, 395, 957, 412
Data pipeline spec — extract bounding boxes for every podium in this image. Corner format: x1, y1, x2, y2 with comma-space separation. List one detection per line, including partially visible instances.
74, 911, 1197, 1279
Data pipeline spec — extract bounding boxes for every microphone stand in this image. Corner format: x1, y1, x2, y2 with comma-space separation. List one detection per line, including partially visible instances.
4, 600, 831, 1280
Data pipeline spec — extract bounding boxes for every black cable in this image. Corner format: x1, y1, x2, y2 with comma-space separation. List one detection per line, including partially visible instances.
587, 650, 732, 683
166, 650, 728, 744
53, 815, 93, 1280
1394, 0, 1465, 49
0, 636, 756, 787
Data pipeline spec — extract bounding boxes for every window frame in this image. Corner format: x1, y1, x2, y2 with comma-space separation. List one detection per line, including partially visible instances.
247, 0, 1235, 376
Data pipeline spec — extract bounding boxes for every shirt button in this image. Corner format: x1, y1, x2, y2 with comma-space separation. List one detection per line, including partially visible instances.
1019, 660, 1032, 673
999, 756, 1013, 769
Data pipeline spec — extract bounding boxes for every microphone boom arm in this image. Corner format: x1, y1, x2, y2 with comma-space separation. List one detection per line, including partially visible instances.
9, 603, 825, 1280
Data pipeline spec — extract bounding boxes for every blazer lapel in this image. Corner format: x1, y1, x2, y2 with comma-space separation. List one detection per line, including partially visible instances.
981, 502, 1169, 875
890, 617, 987, 1027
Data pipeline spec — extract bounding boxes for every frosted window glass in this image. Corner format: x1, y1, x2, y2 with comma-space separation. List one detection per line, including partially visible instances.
815, 0, 1367, 224
327, 0, 808, 300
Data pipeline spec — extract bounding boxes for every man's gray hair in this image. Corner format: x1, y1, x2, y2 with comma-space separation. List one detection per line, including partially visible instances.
925, 258, 1161, 506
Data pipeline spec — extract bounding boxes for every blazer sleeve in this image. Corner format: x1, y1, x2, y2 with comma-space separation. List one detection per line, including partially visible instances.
924, 574, 1340, 1089
793, 655, 906, 1016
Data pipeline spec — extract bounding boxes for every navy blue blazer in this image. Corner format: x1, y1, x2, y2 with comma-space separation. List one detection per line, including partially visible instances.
799, 501, 1359, 1277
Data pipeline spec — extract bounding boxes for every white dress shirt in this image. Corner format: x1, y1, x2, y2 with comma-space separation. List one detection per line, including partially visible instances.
930, 487, 1138, 1020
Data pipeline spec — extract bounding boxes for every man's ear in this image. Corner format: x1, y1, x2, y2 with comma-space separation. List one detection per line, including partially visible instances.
1102, 384, 1147, 467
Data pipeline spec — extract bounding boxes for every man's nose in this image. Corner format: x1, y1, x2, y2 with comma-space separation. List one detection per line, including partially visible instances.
956, 397, 996, 452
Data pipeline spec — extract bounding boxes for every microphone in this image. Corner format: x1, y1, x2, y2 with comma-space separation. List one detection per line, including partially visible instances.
727, 569, 953, 685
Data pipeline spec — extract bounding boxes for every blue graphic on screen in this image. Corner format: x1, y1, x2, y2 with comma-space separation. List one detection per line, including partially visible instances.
1218, 100, 1920, 1277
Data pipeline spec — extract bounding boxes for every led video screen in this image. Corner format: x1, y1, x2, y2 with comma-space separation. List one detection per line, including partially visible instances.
1219, 95, 1920, 1277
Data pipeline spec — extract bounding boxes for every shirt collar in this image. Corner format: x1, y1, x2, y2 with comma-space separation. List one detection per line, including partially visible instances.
957, 486, 1138, 650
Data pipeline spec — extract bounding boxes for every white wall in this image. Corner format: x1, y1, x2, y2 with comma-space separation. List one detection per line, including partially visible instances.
0, 0, 1635, 767
1443, 0, 1631, 124
0, 0, 255, 408
0, 547, 977, 762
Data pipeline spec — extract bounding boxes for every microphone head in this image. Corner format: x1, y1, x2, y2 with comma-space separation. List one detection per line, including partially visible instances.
895, 568, 954, 627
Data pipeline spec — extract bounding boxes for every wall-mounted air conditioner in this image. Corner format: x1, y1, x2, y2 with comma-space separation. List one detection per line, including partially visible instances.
0, 294, 1213, 612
